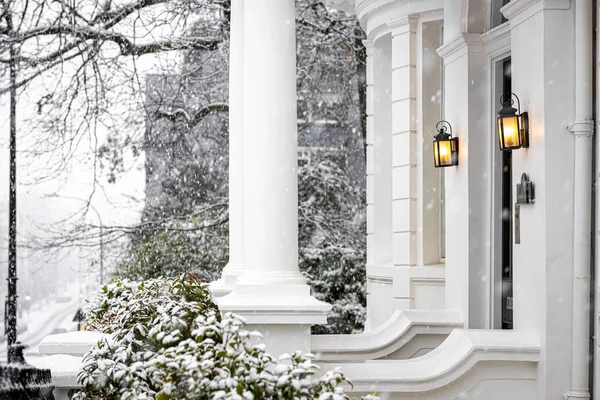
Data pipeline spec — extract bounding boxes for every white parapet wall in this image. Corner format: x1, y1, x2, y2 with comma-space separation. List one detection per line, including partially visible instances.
312, 310, 461, 361
318, 329, 539, 399
28, 331, 108, 400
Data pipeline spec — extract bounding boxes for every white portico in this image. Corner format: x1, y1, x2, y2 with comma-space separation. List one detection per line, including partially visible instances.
213, 0, 600, 399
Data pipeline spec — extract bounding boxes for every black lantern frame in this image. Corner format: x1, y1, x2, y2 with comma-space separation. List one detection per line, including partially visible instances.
497, 93, 529, 151
433, 120, 458, 168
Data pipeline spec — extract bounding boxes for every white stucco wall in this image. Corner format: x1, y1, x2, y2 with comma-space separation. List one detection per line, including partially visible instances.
504, 1, 575, 398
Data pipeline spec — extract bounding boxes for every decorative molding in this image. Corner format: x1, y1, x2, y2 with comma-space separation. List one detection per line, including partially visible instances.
501, 0, 570, 26
322, 0, 355, 14
481, 21, 511, 58
367, 265, 396, 283
312, 310, 462, 361
363, 39, 374, 55
568, 120, 595, 138
355, 0, 443, 40
437, 33, 485, 66
386, 15, 418, 35
217, 283, 331, 325
356, 0, 392, 18
319, 329, 540, 393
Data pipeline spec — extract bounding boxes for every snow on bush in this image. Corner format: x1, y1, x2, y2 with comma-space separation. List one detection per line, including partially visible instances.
75, 273, 377, 400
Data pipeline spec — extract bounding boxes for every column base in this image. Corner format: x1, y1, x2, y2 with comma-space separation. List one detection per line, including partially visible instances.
216, 283, 331, 325
209, 262, 242, 299
217, 283, 330, 359
564, 390, 591, 400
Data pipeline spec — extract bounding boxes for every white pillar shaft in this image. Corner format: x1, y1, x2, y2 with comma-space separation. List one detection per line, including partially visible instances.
239, 0, 304, 285
216, 0, 329, 339
365, 40, 375, 267
371, 36, 393, 268
569, 0, 593, 398
210, 0, 244, 297
416, 20, 442, 267
390, 18, 417, 270
228, 0, 244, 272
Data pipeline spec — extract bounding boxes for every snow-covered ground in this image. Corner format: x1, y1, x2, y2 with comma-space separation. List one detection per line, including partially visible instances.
0, 288, 81, 363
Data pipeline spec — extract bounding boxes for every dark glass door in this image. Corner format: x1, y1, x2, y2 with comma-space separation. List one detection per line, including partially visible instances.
501, 59, 513, 330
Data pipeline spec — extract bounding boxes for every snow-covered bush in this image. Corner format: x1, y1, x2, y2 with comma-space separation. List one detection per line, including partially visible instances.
75, 274, 373, 400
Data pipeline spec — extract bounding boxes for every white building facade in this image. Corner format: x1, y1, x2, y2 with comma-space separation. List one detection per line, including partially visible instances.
39, 0, 600, 399
213, 0, 600, 398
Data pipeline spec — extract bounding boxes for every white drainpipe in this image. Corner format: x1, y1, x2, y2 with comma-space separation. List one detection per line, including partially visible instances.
567, 0, 594, 399
594, 0, 600, 397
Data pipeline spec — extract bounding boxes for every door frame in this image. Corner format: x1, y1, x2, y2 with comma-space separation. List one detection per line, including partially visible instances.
483, 22, 511, 330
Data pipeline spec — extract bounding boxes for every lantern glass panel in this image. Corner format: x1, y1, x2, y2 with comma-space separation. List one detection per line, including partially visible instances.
499, 115, 520, 150
434, 139, 453, 167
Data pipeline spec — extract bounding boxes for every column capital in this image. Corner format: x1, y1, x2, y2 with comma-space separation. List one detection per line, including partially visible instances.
363, 39, 374, 55
321, 0, 355, 14
437, 33, 484, 66
387, 15, 418, 36
501, 0, 570, 27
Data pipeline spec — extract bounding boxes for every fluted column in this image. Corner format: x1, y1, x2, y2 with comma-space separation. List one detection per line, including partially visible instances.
210, 0, 244, 298
217, 0, 330, 358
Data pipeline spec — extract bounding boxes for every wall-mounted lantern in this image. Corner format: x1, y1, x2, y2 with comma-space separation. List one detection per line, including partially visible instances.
433, 120, 458, 168
497, 93, 529, 151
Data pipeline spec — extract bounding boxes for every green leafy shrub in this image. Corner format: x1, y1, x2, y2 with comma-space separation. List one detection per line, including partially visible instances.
75, 274, 375, 400
113, 205, 229, 283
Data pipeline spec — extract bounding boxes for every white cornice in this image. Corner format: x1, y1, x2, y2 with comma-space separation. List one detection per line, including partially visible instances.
322, 0, 356, 14
386, 15, 418, 35
481, 21, 511, 59
501, 0, 570, 26
437, 33, 485, 66
355, 0, 443, 40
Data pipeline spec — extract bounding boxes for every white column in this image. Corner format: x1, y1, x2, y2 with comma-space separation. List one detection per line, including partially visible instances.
365, 39, 375, 270
387, 16, 445, 314
365, 34, 394, 331
390, 17, 417, 275
217, 0, 330, 358
388, 18, 418, 313
210, 0, 244, 298
416, 19, 442, 268
437, 33, 489, 329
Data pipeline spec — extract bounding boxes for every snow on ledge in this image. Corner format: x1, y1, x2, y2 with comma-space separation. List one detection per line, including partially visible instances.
39, 331, 108, 357
312, 310, 462, 361
28, 354, 82, 388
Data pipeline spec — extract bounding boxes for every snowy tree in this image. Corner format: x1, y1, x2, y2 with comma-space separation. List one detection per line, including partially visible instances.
298, 151, 366, 334
135, 0, 367, 334
0, 0, 229, 184
113, 203, 229, 282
